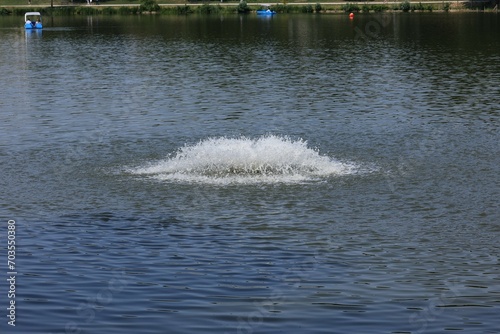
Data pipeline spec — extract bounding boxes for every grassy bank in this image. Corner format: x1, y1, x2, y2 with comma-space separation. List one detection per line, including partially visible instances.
0, 0, 497, 15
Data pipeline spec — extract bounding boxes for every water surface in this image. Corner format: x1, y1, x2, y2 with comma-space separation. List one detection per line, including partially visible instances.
0, 13, 499, 334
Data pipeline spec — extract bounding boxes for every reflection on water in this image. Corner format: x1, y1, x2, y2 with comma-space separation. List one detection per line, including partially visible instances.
0, 13, 499, 334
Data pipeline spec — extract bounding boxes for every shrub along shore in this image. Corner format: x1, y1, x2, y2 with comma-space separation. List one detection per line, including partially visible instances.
0, 0, 497, 15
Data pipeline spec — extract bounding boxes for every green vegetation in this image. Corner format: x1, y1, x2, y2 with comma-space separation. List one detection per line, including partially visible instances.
275, 4, 320, 13
237, 0, 250, 13
341, 2, 360, 12
301, 4, 313, 13
400, 0, 411, 12
118, 5, 139, 14
408, 2, 433, 11
139, 0, 160, 12
160, 4, 192, 14
372, 4, 389, 12
0, 0, 495, 16
198, 3, 226, 13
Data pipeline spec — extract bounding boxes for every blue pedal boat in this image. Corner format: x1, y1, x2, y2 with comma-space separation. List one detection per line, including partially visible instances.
256, 9, 276, 15
24, 12, 43, 29
256, 5, 276, 15
257, 9, 276, 15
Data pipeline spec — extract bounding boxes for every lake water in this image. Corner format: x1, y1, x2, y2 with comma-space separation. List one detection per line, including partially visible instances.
0, 12, 499, 334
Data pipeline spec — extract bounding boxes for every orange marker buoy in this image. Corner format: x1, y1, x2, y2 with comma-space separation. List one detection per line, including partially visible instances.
349, 12, 354, 19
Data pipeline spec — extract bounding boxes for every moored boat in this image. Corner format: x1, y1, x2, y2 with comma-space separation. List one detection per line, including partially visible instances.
24, 12, 43, 29
256, 9, 276, 15
256, 4, 276, 15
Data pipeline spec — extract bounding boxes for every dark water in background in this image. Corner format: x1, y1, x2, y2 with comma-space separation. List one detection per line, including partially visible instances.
0, 12, 499, 333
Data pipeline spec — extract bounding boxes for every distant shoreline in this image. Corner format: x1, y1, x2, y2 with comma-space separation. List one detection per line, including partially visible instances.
1, 0, 497, 14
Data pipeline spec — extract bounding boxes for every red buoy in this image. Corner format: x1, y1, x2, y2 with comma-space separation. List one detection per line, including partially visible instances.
349, 12, 354, 19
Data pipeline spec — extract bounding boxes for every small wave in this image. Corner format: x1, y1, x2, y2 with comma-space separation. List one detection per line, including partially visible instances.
131, 135, 359, 184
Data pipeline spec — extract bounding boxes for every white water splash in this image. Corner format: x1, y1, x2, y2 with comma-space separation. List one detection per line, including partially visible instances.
131, 135, 359, 184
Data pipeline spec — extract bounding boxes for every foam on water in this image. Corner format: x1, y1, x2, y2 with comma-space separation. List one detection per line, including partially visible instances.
131, 135, 359, 184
